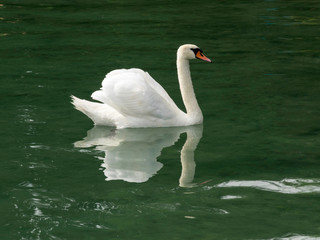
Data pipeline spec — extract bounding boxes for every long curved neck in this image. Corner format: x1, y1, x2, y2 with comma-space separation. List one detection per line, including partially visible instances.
177, 57, 203, 122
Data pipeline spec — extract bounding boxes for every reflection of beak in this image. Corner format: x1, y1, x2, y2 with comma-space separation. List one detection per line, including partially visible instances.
196, 51, 212, 63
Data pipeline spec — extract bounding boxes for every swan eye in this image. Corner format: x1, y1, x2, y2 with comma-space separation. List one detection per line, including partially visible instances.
191, 48, 201, 56
191, 48, 206, 59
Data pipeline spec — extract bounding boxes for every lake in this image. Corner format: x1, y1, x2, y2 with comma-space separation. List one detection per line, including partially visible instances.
1, 0, 320, 239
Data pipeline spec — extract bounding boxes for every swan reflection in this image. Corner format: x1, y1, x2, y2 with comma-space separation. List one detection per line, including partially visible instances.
74, 125, 202, 187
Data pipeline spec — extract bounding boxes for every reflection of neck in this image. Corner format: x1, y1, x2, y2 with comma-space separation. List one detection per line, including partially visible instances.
179, 126, 203, 187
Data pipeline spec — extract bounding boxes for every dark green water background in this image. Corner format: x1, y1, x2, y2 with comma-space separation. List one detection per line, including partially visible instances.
1, 0, 320, 239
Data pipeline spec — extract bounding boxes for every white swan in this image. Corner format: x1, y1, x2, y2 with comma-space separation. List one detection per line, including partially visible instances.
71, 44, 211, 128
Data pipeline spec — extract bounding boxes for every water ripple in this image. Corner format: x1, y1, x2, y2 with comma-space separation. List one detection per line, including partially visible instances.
216, 178, 320, 194
259, 233, 320, 240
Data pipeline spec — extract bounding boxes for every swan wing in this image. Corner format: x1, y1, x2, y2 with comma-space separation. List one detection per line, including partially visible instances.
92, 68, 182, 120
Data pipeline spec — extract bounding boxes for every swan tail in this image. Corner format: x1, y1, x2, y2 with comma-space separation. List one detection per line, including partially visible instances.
71, 95, 118, 126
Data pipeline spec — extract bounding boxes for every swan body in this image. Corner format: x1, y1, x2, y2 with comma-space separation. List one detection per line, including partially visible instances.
72, 44, 211, 129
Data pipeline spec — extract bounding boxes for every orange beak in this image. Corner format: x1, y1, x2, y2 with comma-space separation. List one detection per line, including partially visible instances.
196, 51, 212, 63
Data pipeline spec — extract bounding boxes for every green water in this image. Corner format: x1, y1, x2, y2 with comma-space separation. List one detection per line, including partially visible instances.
1, 0, 320, 239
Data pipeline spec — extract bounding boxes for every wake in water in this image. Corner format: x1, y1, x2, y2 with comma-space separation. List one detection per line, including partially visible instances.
216, 178, 320, 194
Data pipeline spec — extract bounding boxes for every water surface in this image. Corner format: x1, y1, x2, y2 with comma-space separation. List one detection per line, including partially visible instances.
1, 1, 320, 239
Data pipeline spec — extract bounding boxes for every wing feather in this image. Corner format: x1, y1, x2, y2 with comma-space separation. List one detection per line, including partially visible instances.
91, 68, 181, 120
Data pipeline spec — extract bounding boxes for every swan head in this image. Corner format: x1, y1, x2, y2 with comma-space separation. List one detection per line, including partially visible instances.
177, 44, 212, 63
